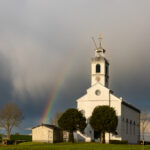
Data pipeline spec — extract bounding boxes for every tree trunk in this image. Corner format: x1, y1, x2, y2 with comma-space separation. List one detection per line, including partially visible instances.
100, 132, 103, 143
100, 132, 105, 144
108, 132, 110, 144
103, 132, 105, 144
7, 130, 10, 140
69, 131, 74, 143
142, 129, 144, 145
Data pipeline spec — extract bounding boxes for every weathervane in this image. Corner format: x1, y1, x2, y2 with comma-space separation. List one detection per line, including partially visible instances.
92, 34, 106, 53
98, 34, 103, 49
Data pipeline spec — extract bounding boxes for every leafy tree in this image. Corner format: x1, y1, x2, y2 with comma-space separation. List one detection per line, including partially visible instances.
58, 108, 86, 143
0, 103, 24, 140
90, 106, 118, 143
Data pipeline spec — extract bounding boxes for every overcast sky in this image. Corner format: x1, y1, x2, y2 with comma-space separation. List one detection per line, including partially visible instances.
0, 0, 150, 137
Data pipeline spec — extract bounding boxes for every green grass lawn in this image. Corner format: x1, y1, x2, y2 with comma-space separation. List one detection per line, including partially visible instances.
0, 142, 149, 150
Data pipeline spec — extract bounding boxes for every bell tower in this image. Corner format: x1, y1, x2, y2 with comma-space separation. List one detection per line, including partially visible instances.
91, 35, 109, 87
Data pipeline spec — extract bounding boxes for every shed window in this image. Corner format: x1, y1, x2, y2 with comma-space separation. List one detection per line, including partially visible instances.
96, 64, 101, 73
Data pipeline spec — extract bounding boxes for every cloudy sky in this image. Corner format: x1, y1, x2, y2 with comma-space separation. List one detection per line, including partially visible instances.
0, 0, 150, 137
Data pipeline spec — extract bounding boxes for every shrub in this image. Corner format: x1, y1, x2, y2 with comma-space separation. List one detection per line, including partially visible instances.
10, 135, 32, 142
138, 140, 150, 145
2, 139, 15, 145
109, 140, 128, 144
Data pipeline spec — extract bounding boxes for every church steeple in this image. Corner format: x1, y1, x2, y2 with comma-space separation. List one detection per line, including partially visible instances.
91, 35, 109, 87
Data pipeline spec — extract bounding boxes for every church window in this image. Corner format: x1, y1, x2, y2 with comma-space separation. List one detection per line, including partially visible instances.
133, 121, 135, 136
122, 117, 124, 132
130, 120, 132, 135
96, 64, 101, 73
126, 119, 128, 134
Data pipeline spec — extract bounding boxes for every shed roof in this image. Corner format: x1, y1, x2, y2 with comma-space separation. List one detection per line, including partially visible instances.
32, 124, 61, 130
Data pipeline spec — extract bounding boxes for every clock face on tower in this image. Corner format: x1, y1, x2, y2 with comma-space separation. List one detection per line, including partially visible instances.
95, 76, 100, 82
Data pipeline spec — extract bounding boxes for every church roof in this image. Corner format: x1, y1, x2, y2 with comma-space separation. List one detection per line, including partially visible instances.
32, 124, 62, 130
122, 100, 140, 113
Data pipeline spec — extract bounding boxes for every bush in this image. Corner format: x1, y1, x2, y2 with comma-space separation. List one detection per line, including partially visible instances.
109, 140, 128, 144
138, 141, 150, 145
144, 141, 150, 145
10, 135, 32, 142
2, 139, 15, 145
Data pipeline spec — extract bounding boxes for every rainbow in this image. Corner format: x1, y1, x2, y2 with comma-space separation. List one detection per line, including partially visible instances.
41, 66, 68, 124
41, 51, 76, 124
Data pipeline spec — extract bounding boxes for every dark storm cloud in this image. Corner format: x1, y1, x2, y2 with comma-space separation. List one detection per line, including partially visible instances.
0, 0, 150, 136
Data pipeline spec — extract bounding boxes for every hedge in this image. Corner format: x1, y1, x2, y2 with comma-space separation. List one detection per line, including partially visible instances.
109, 140, 128, 144
10, 135, 32, 141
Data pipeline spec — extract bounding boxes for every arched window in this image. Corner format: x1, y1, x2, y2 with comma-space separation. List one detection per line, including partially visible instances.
126, 119, 128, 134
130, 120, 132, 135
133, 121, 135, 136
122, 117, 125, 133
96, 64, 101, 73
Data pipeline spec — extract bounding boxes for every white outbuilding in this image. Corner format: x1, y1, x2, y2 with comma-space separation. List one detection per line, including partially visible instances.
32, 124, 63, 143
76, 37, 140, 144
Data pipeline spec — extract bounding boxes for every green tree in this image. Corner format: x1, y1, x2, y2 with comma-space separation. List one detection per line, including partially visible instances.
90, 106, 118, 143
58, 108, 86, 143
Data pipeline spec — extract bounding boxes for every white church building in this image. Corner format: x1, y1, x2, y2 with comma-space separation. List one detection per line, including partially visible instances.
76, 37, 140, 144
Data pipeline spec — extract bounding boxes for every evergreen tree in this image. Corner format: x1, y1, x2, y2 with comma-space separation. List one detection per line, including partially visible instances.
90, 106, 118, 143
58, 108, 86, 143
